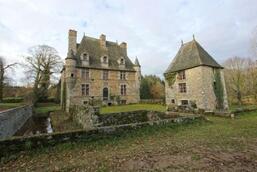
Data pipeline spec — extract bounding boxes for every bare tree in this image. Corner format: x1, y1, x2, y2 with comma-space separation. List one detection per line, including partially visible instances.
224, 57, 247, 105
23, 45, 62, 105
0, 56, 17, 102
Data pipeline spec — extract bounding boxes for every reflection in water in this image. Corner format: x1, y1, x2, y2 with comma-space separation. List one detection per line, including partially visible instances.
15, 116, 53, 136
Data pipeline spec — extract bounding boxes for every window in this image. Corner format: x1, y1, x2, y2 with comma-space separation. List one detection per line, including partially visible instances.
103, 70, 108, 80
213, 81, 217, 90
171, 99, 175, 104
121, 100, 126, 104
81, 84, 89, 96
181, 100, 189, 105
103, 56, 108, 63
121, 84, 127, 96
178, 83, 187, 93
71, 73, 74, 78
120, 71, 126, 80
120, 58, 124, 65
82, 69, 90, 80
81, 53, 89, 61
83, 53, 88, 60
178, 70, 186, 80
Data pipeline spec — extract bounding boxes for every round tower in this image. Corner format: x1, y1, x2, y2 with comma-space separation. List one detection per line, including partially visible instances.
134, 57, 141, 102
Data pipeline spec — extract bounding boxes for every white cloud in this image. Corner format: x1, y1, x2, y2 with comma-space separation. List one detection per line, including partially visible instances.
0, 0, 257, 84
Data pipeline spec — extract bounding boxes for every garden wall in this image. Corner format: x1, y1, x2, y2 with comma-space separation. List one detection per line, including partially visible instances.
0, 105, 32, 140
0, 115, 205, 158
97, 110, 172, 126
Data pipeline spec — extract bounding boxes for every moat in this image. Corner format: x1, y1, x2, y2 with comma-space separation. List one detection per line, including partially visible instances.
15, 116, 53, 136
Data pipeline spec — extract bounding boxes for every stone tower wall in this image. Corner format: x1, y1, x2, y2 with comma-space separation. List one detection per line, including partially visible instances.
165, 66, 228, 111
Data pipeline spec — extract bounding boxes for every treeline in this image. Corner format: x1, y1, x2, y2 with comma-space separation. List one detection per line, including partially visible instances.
224, 56, 257, 105
140, 75, 165, 100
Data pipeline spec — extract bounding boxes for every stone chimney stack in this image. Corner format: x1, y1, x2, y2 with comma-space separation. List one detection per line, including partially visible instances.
68, 29, 77, 54
120, 42, 127, 54
100, 34, 106, 48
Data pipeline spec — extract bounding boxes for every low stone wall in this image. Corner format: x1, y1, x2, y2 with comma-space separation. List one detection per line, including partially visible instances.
0, 115, 205, 158
0, 105, 32, 140
97, 110, 173, 126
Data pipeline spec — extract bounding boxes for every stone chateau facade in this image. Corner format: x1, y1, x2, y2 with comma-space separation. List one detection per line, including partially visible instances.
61, 30, 141, 112
164, 37, 229, 111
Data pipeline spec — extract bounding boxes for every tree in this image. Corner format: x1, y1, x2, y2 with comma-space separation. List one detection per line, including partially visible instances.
23, 45, 62, 105
140, 75, 164, 99
224, 57, 247, 105
0, 56, 17, 102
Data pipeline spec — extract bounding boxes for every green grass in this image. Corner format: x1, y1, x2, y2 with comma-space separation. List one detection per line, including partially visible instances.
0, 103, 24, 111
34, 103, 61, 114
2, 111, 257, 171
100, 103, 166, 114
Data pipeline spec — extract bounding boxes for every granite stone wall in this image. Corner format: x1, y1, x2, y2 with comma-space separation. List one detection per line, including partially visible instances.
0, 105, 32, 140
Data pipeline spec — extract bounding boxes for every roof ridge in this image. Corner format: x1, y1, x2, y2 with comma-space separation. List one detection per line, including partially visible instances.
194, 41, 204, 65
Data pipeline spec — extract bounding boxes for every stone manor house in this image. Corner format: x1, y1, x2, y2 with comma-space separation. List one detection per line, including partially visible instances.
164, 37, 229, 111
61, 30, 141, 112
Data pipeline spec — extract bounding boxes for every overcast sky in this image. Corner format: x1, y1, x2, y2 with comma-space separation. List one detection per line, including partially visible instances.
0, 0, 257, 85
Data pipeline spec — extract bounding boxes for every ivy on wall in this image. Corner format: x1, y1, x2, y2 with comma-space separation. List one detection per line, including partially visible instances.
164, 72, 177, 87
213, 69, 224, 109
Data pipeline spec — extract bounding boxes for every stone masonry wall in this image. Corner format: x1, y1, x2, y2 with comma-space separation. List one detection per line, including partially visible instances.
0, 105, 32, 140
165, 66, 228, 111
69, 68, 139, 106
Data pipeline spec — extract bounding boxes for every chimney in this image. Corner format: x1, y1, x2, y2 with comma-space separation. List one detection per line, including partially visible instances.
120, 42, 127, 54
100, 34, 106, 48
68, 29, 77, 54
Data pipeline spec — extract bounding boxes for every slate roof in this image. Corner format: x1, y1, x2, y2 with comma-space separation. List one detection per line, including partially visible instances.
164, 39, 223, 74
73, 35, 135, 71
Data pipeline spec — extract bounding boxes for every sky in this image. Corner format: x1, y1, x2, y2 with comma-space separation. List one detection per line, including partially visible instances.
0, 0, 257, 85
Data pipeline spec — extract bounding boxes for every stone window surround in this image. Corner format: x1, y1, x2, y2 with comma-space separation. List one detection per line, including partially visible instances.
178, 83, 187, 93
120, 71, 126, 80
81, 52, 89, 61
101, 55, 109, 64
81, 68, 90, 80
102, 70, 109, 80
81, 83, 90, 96
177, 70, 186, 80
120, 84, 127, 96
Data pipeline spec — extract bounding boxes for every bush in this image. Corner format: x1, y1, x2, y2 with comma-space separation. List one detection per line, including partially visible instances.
3, 97, 24, 103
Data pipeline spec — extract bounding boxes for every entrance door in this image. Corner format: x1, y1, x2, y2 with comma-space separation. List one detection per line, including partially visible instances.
103, 87, 108, 101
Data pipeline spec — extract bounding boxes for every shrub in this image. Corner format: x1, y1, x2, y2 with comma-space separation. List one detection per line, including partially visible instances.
3, 97, 24, 103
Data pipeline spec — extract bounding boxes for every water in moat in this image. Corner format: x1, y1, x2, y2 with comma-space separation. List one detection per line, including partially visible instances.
14, 116, 53, 136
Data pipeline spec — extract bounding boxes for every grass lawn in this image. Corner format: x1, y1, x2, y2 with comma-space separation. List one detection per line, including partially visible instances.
0, 103, 24, 111
100, 103, 166, 114
34, 103, 61, 115
1, 111, 257, 171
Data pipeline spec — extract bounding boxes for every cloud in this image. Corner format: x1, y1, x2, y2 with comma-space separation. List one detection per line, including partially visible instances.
0, 0, 257, 84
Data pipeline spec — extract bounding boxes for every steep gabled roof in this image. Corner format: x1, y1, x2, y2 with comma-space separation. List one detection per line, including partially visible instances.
75, 36, 135, 71
164, 39, 223, 74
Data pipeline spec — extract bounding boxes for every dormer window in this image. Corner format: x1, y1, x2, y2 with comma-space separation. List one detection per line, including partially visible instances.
118, 57, 125, 68
120, 58, 124, 65
101, 55, 109, 67
103, 56, 108, 63
81, 52, 89, 61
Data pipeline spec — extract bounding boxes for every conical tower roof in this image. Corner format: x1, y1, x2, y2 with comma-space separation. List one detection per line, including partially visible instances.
134, 57, 140, 66
165, 39, 222, 74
